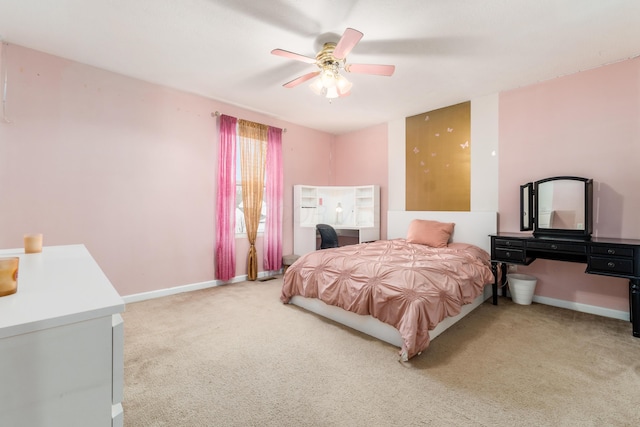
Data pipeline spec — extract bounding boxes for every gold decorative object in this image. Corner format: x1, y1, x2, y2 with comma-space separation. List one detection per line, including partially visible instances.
0, 257, 19, 297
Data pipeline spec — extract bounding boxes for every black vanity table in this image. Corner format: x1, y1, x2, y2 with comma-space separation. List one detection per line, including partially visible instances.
490, 232, 640, 338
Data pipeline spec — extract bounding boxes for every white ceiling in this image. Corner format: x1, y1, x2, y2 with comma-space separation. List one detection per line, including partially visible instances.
1, 0, 640, 135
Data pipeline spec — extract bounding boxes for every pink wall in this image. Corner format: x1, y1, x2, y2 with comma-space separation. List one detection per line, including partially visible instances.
499, 57, 640, 311
334, 123, 389, 239
0, 44, 333, 296
6, 41, 636, 314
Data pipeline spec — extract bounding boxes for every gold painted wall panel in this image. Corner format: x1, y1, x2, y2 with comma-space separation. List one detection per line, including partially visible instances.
406, 101, 470, 211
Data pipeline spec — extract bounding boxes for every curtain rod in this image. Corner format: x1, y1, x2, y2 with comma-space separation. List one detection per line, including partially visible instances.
212, 111, 286, 133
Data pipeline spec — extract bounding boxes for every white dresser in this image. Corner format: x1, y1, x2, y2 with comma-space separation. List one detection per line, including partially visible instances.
0, 245, 125, 427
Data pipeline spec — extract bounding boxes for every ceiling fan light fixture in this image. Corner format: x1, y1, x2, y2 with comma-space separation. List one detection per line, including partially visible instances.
320, 69, 337, 88
309, 78, 325, 96
309, 81, 340, 99
336, 74, 352, 94
309, 69, 351, 99
325, 86, 340, 99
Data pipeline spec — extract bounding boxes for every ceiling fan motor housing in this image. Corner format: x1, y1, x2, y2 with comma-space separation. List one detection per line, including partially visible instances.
316, 42, 344, 75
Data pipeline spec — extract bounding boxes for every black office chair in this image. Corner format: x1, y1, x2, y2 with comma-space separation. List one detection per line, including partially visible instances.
316, 224, 339, 249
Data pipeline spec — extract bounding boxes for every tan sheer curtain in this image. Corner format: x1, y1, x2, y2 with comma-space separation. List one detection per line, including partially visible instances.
238, 120, 267, 280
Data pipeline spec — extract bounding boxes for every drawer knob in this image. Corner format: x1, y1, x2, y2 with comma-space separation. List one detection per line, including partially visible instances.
607, 249, 616, 255
551, 244, 558, 250
505, 252, 511, 258
505, 241, 511, 246
608, 262, 616, 268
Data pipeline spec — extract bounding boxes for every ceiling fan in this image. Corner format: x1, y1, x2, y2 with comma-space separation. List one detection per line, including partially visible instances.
271, 28, 395, 99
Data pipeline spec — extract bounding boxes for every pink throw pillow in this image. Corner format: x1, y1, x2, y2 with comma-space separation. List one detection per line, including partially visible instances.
406, 219, 455, 248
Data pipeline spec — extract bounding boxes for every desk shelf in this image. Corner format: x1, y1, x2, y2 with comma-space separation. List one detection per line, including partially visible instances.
293, 185, 380, 255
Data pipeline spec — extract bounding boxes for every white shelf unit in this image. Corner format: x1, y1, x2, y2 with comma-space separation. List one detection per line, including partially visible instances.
293, 185, 380, 255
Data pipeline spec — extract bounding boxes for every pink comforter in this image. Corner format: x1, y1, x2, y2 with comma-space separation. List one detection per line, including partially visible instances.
281, 239, 495, 360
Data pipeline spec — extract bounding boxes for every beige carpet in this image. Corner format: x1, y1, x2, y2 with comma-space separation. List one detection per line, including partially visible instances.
123, 276, 640, 426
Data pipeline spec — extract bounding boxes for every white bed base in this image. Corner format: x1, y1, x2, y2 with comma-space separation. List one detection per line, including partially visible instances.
290, 211, 498, 354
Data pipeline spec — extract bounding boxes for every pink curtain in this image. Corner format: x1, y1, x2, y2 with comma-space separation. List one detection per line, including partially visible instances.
264, 126, 283, 270
215, 114, 237, 281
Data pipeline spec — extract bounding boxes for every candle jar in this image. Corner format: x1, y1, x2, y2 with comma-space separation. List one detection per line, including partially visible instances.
0, 257, 19, 297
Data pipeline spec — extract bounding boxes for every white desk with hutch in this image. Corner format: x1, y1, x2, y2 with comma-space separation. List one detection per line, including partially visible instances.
293, 185, 380, 255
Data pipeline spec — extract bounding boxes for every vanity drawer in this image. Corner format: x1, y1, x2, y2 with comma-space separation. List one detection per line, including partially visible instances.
527, 241, 587, 254
494, 239, 524, 248
494, 248, 526, 263
590, 245, 634, 258
589, 256, 634, 275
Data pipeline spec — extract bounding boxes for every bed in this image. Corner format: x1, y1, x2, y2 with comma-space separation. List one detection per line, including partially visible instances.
281, 211, 497, 361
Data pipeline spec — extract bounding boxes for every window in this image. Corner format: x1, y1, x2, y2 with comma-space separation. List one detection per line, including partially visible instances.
235, 138, 267, 235
216, 113, 282, 279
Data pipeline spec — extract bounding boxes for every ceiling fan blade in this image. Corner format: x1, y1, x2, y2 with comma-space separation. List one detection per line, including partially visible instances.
333, 28, 363, 60
345, 63, 395, 76
271, 49, 317, 64
283, 71, 321, 88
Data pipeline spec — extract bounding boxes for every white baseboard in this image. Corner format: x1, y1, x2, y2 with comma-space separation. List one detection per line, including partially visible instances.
495, 282, 628, 321
122, 270, 282, 304
531, 295, 630, 321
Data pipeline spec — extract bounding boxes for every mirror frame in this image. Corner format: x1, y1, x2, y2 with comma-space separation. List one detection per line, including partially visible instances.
520, 182, 533, 231
532, 176, 593, 239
